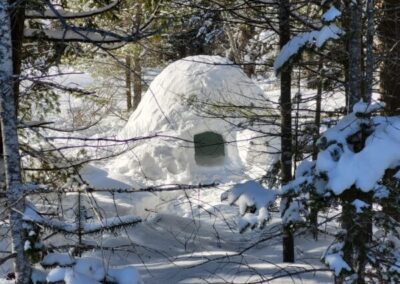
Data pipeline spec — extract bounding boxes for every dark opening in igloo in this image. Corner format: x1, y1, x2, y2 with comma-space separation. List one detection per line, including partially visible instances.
194, 132, 225, 166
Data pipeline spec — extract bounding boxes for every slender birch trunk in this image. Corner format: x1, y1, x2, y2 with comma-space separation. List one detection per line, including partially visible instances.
0, 1, 31, 283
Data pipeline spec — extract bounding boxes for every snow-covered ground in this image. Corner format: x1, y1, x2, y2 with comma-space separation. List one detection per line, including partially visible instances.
0, 59, 342, 283
84, 186, 335, 283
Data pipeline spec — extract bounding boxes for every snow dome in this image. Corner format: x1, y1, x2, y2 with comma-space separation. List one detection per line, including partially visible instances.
106, 55, 276, 184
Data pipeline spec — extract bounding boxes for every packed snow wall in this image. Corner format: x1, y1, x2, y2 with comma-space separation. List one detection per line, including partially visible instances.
104, 55, 278, 184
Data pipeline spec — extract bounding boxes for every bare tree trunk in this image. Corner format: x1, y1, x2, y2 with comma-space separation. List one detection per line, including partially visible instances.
10, 0, 25, 115
131, 4, 142, 111
132, 50, 142, 111
348, 0, 363, 109
126, 55, 132, 111
310, 59, 323, 240
340, 2, 369, 283
279, 0, 294, 263
0, 1, 31, 283
379, 0, 400, 114
378, 0, 400, 228
365, 0, 374, 102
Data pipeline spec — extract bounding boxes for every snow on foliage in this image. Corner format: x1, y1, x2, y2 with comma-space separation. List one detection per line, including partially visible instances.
221, 180, 276, 232
322, 243, 351, 276
283, 100, 391, 204
23, 203, 141, 234
274, 24, 343, 72
351, 199, 369, 213
322, 6, 342, 22
315, 101, 399, 194
43, 256, 142, 284
274, 5, 344, 72
283, 100, 400, 280
41, 253, 76, 267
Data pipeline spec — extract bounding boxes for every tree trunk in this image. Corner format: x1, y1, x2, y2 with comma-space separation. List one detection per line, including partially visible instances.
0, 1, 31, 283
379, 0, 400, 114
348, 0, 363, 109
310, 60, 323, 240
125, 55, 132, 111
131, 4, 142, 111
279, 0, 294, 263
0, 0, 25, 187
132, 50, 142, 111
340, 3, 369, 282
10, 0, 25, 115
365, 0, 374, 102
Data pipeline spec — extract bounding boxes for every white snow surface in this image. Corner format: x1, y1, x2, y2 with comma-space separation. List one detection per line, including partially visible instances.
221, 181, 276, 215
274, 24, 343, 72
42, 253, 75, 267
90, 55, 277, 185
45, 257, 142, 284
323, 243, 351, 276
221, 181, 276, 231
351, 199, 369, 213
317, 114, 400, 194
322, 6, 342, 22
0, 59, 342, 284
324, 253, 351, 276
23, 204, 141, 234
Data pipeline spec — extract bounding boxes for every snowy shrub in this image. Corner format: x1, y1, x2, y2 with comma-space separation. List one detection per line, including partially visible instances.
20, 186, 143, 283
282, 100, 400, 282
221, 180, 276, 233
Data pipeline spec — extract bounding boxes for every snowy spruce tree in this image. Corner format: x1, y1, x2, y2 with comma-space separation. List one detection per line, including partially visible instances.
282, 100, 400, 283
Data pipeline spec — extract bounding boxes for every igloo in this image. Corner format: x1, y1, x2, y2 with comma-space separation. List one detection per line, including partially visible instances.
108, 55, 276, 184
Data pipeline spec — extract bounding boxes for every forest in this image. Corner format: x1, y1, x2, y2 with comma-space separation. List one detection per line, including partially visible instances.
0, 0, 399, 283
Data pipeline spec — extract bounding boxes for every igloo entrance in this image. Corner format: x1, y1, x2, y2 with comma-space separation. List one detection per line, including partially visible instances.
194, 132, 225, 166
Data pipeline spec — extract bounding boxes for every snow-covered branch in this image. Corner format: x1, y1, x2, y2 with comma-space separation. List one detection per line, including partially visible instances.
23, 206, 142, 235
24, 28, 154, 43
25, 0, 120, 19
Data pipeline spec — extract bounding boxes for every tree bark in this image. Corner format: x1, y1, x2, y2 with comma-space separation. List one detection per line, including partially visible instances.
10, 0, 25, 115
378, 0, 400, 114
0, 0, 25, 186
310, 60, 323, 240
125, 55, 132, 111
348, 0, 363, 109
365, 0, 374, 102
340, 3, 369, 282
132, 50, 142, 111
0, 1, 31, 283
131, 4, 142, 111
279, 0, 294, 263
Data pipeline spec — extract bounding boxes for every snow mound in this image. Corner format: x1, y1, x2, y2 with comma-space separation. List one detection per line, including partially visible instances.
45, 256, 142, 284
94, 55, 277, 185
119, 55, 264, 138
